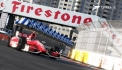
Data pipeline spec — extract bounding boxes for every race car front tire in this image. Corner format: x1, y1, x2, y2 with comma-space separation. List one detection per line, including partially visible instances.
16, 37, 26, 51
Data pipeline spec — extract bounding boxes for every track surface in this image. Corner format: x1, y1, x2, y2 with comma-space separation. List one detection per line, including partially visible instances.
0, 41, 95, 70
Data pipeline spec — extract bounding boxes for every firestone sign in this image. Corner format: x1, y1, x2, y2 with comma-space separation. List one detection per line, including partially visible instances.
0, 0, 5, 10
2, 0, 99, 27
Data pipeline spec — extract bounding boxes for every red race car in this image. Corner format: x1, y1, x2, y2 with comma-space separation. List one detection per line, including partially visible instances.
7, 31, 60, 59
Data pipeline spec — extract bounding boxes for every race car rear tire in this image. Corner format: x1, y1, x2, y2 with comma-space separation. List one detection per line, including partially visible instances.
16, 37, 26, 51
49, 46, 60, 53
48, 46, 60, 59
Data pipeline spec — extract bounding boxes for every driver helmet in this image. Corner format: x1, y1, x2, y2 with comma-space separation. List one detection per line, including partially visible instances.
30, 31, 36, 39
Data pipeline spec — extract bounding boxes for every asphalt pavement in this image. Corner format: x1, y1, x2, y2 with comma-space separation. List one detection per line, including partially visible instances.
0, 40, 102, 70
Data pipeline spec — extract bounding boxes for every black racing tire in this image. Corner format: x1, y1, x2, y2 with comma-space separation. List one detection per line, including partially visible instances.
51, 46, 60, 52
16, 37, 26, 51
48, 46, 60, 54
48, 46, 60, 59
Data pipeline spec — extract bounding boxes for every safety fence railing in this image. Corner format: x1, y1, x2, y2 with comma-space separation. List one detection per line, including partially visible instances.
67, 20, 122, 70
75, 20, 122, 57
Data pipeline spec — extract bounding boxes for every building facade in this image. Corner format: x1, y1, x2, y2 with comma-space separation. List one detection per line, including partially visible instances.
49, 24, 78, 44
18, 0, 60, 8
58, 0, 75, 11
19, 0, 122, 20
74, 0, 122, 20
33, 0, 60, 8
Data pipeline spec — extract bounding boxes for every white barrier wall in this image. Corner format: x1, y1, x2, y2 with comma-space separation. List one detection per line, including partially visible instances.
69, 49, 122, 70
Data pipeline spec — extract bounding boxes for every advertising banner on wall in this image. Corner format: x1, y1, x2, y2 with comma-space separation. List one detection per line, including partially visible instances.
1, 0, 99, 27
88, 52, 104, 67
100, 56, 114, 70
114, 58, 122, 70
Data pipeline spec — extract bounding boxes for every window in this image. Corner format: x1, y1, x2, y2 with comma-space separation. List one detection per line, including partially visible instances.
119, 12, 121, 14
88, 13, 91, 14
120, 8, 122, 10
105, 4, 109, 6
116, 3, 119, 5
73, 37, 76, 41
84, 7, 88, 10
93, 9, 97, 11
67, 8, 70, 10
89, 8, 92, 10
59, 7, 62, 9
53, 3, 57, 5
90, 4, 93, 6
50, 26, 53, 28
58, 28, 61, 30
91, 0, 94, 2
62, 29, 65, 31
75, 10, 79, 12
65, 0, 68, 2
69, 1, 72, 2
63, 8, 66, 10
65, 35, 68, 37
69, 0, 72, 2
46, 2, 49, 4
54, 27, 57, 29
68, 4, 71, 7
114, 11, 117, 13
64, 4, 67, 6
77, 2, 81, 4
92, 12, 96, 15
84, 11, 87, 13
60, 3, 63, 5
111, 1, 114, 3
77, 6, 80, 8
42, 2, 45, 4
118, 16, 120, 18
61, 0, 64, 1
66, 29, 69, 32
103, 12, 108, 14
106, 0, 110, 2
102, 16, 107, 18
113, 15, 116, 17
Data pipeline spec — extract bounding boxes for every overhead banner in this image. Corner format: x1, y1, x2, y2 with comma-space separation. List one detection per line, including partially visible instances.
1, 0, 99, 27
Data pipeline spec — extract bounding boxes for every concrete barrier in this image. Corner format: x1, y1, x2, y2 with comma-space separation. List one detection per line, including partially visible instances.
69, 49, 122, 70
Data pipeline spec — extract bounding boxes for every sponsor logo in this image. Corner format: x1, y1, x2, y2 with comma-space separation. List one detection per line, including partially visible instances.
93, 6, 116, 10
0, 2, 5, 10
11, 1, 92, 25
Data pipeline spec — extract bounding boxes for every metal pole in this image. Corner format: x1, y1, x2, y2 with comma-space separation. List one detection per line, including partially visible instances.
81, 23, 87, 50
91, 22, 97, 52
97, 20, 104, 53
103, 20, 110, 55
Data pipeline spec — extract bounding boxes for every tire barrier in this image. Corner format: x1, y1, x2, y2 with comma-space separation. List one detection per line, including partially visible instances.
68, 49, 122, 70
